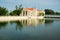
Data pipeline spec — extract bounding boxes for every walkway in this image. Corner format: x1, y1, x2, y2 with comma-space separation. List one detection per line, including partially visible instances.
45, 15, 60, 18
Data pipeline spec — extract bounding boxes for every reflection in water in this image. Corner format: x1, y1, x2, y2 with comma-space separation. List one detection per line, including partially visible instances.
0, 22, 7, 29
10, 21, 23, 31
0, 19, 45, 31
45, 20, 54, 24
0, 18, 54, 30
16, 21, 23, 31
0, 18, 59, 40
20, 19, 45, 26
9, 19, 45, 31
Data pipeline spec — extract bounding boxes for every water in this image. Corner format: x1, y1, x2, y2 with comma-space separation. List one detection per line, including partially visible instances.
0, 18, 60, 40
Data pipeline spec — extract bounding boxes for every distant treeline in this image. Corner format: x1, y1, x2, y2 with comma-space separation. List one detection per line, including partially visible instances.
0, 5, 23, 16
44, 9, 60, 15
0, 5, 60, 16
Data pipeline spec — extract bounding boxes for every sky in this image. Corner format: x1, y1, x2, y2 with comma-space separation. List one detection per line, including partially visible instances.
0, 0, 60, 12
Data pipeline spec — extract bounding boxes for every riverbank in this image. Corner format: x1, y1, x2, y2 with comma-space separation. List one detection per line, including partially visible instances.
0, 16, 44, 21
45, 15, 60, 18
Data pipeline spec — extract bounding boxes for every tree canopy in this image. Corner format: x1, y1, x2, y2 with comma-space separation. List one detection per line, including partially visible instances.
0, 6, 8, 16
0, 5, 60, 16
9, 5, 23, 16
44, 9, 55, 15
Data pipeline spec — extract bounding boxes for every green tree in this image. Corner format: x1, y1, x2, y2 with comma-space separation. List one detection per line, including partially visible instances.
44, 9, 54, 15
55, 12, 60, 15
0, 6, 8, 16
9, 5, 23, 16
9, 11, 14, 16
16, 5, 18, 10
18, 5, 23, 15
38, 12, 44, 16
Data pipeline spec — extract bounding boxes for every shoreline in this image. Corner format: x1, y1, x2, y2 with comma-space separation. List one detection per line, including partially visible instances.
45, 15, 60, 18
0, 16, 44, 22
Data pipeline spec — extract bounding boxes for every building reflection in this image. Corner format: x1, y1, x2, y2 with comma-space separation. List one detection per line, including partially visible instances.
0, 18, 55, 31
0, 18, 45, 31
19, 18, 45, 26
10, 18, 45, 31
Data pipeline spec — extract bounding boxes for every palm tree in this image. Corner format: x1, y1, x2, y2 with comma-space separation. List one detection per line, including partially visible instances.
9, 4, 23, 16
16, 5, 18, 10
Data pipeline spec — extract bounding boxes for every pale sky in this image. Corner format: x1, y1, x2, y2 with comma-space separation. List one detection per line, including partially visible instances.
0, 0, 60, 12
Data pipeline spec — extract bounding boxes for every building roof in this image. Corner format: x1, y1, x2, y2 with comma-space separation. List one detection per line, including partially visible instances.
27, 8, 35, 11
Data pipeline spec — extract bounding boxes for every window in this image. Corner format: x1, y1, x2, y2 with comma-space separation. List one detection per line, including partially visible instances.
23, 11, 25, 16
26, 11, 27, 16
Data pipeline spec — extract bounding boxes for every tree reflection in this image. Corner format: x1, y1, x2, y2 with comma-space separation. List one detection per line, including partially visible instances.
0, 22, 7, 29
45, 20, 54, 24
9, 19, 45, 31
38, 19, 45, 24
10, 21, 23, 31
16, 21, 23, 31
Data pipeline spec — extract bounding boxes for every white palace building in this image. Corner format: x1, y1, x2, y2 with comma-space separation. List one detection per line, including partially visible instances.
20, 8, 45, 19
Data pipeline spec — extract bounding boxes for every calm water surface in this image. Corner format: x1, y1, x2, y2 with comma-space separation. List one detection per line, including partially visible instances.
0, 18, 60, 40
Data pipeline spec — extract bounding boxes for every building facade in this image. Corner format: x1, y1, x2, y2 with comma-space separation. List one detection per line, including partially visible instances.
20, 8, 45, 17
